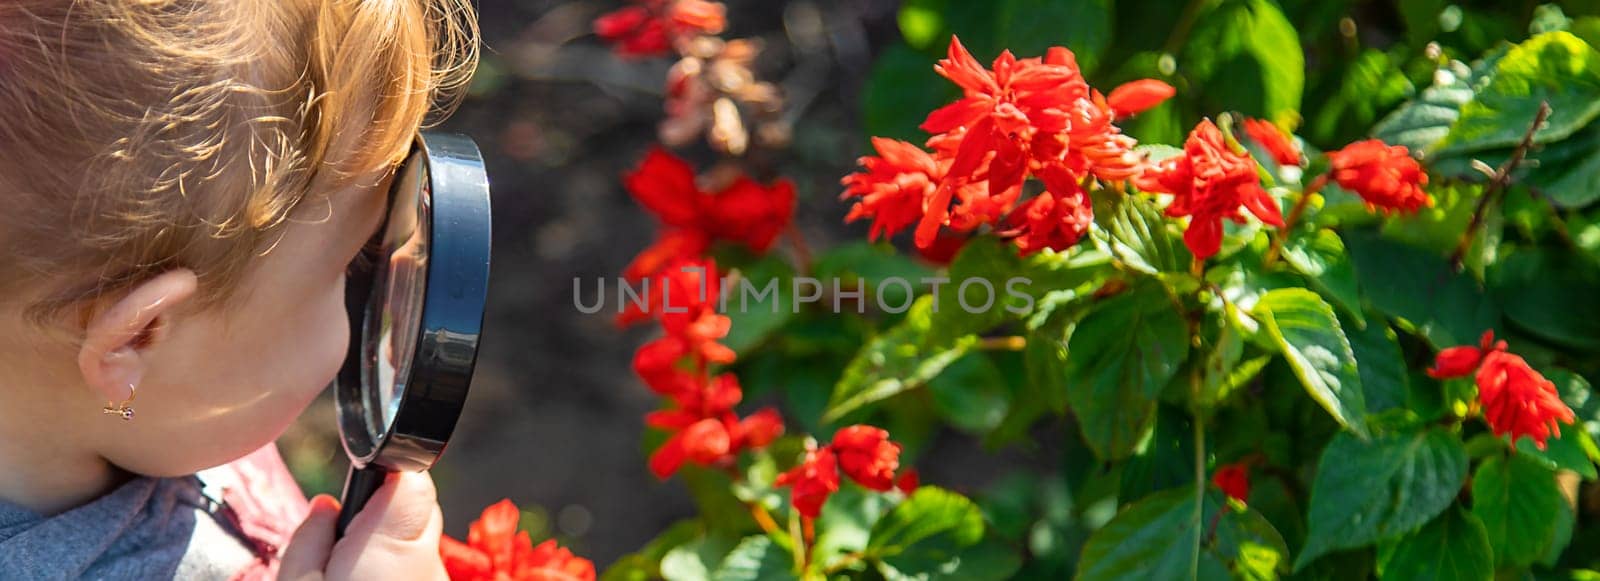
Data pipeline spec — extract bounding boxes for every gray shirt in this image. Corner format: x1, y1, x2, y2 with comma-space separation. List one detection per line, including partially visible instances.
0, 473, 278, 580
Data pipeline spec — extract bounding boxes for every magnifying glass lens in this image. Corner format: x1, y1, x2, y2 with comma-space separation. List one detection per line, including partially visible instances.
359, 160, 430, 444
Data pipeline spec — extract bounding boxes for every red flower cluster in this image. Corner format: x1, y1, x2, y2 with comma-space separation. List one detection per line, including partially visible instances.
593, 0, 726, 57
774, 425, 917, 518
1137, 119, 1285, 260
630, 259, 784, 478
1240, 118, 1302, 167
1429, 331, 1576, 449
841, 35, 1172, 256
622, 148, 795, 283
1325, 139, 1431, 214
1211, 462, 1251, 503
440, 500, 596, 581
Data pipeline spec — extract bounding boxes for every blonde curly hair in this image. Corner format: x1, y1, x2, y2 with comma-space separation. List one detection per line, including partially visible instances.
0, 0, 478, 326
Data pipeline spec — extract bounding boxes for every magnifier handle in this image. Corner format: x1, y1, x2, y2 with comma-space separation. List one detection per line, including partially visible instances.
335, 464, 392, 538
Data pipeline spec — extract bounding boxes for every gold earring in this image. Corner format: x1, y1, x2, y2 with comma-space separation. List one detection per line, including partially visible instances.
102, 384, 135, 421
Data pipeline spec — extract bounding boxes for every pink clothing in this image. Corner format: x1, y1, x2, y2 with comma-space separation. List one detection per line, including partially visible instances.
198, 444, 310, 580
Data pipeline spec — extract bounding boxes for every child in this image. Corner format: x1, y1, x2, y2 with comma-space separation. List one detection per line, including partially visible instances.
0, 0, 478, 578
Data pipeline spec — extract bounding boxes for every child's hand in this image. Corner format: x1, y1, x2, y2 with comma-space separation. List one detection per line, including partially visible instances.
278, 471, 448, 581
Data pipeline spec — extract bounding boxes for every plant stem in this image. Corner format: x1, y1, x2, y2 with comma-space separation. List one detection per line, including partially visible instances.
749, 502, 782, 537
976, 336, 1027, 351
1163, 0, 1212, 56
1189, 365, 1206, 578
1263, 175, 1329, 267
787, 224, 814, 276
789, 511, 808, 574
1449, 101, 1550, 271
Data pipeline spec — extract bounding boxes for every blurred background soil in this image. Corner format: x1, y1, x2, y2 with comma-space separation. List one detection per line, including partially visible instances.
274, 0, 1003, 566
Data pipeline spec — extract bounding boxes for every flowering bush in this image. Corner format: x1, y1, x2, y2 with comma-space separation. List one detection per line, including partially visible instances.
444, 1, 1600, 580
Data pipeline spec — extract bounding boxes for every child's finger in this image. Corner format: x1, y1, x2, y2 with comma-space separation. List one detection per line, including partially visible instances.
277, 494, 340, 580
340, 471, 437, 543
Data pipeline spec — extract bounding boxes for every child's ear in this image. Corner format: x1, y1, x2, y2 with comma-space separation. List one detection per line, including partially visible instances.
76, 269, 198, 404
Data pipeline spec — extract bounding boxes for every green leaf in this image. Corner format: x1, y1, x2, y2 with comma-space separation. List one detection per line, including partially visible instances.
1296, 429, 1470, 570
1345, 316, 1411, 415
1489, 246, 1600, 353
1118, 405, 1197, 502
721, 256, 796, 353
1281, 228, 1365, 325
1076, 486, 1289, 581
602, 520, 703, 581
1182, 0, 1304, 125
928, 353, 1011, 434
1343, 230, 1500, 348
867, 487, 986, 557
1375, 507, 1493, 581
1064, 280, 1190, 460
712, 536, 794, 581
813, 485, 888, 569
1372, 49, 1505, 155
934, 238, 1109, 343
813, 242, 933, 313
824, 297, 977, 422
1090, 191, 1190, 275
1471, 453, 1564, 567
1253, 288, 1369, 437
1439, 32, 1600, 155
662, 535, 739, 581
863, 43, 957, 144
877, 536, 1023, 581
994, 0, 1112, 74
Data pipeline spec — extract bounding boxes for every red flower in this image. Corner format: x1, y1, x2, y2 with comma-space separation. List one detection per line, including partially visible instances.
1211, 463, 1250, 503
831, 425, 902, 492
1325, 139, 1431, 214
1004, 168, 1093, 255
775, 445, 840, 519
439, 500, 596, 581
895, 468, 920, 494
1475, 351, 1575, 450
624, 229, 711, 281
1240, 118, 1301, 167
1106, 79, 1175, 118
1428, 331, 1577, 449
841, 137, 946, 241
645, 373, 784, 478
1428, 330, 1502, 379
622, 149, 794, 282
916, 36, 1088, 247
594, 0, 726, 58
1137, 119, 1284, 260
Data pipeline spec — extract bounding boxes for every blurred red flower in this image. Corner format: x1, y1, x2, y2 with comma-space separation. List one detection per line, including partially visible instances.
1211, 463, 1250, 503
1106, 79, 1175, 118
895, 468, 920, 494
775, 425, 913, 518
594, 0, 726, 58
1240, 118, 1301, 167
831, 425, 902, 492
645, 372, 784, 478
1326, 139, 1431, 214
1137, 119, 1284, 260
1428, 330, 1501, 379
775, 445, 840, 519
1428, 331, 1576, 449
1476, 351, 1575, 450
439, 500, 595, 581
622, 149, 794, 282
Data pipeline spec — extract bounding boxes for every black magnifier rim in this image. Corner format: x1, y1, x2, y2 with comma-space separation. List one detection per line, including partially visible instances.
337, 131, 491, 472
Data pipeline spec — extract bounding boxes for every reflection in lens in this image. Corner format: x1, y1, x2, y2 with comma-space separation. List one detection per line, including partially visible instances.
360, 160, 431, 443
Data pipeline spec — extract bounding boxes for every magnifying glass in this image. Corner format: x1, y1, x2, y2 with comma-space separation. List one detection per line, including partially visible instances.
334, 131, 492, 537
